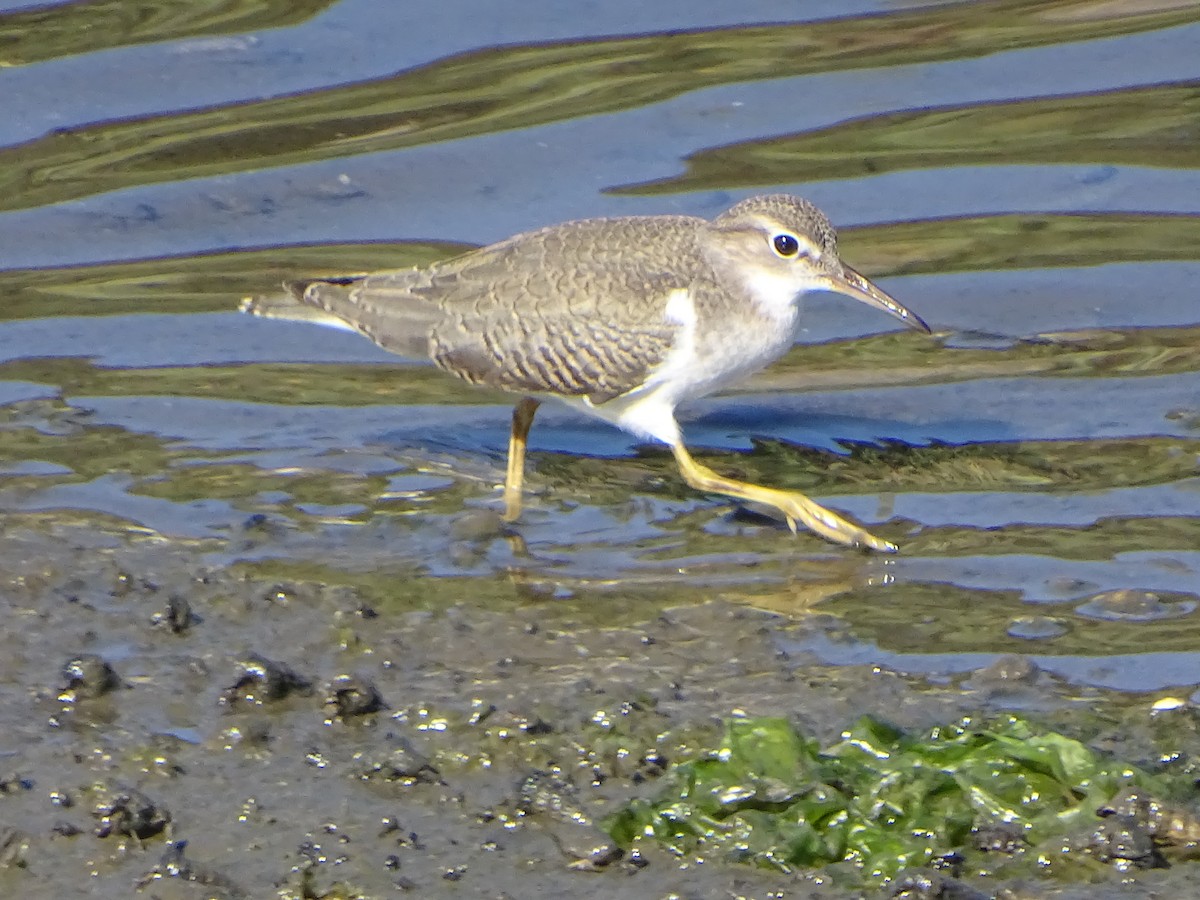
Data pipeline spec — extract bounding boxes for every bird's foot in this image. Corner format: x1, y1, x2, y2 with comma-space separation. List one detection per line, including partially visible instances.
670, 444, 897, 552
773, 492, 896, 553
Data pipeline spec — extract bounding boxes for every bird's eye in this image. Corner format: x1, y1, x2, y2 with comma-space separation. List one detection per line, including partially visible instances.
772, 233, 800, 258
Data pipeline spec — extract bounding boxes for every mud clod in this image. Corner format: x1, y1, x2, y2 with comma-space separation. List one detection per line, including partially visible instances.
889, 870, 991, 899
0, 773, 32, 794
355, 737, 441, 785
92, 786, 171, 841
1083, 814, 1165, 868
151, 594, 197, 634
0, 827, 29, 868
137, 840, 246, 898
59, 654, 120, 701
325, 673, 386, 719
221, 653, 312, 706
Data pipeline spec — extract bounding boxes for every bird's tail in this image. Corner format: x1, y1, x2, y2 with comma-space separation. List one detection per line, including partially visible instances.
240, 280, 362, 333
242, 276, 438, 358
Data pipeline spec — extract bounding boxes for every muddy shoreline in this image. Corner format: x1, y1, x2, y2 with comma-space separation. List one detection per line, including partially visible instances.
0, 511, 1197, 898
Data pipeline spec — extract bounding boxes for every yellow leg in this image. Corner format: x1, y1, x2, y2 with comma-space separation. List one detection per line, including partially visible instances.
670, 442, 897, 553
503, 398, 541, 522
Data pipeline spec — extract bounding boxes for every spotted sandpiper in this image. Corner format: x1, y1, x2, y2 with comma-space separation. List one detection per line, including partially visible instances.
243, 195, 930, 551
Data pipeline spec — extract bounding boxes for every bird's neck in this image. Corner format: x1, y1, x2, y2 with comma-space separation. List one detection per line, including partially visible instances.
735, 268, 804, 326
699, 236, 801, 328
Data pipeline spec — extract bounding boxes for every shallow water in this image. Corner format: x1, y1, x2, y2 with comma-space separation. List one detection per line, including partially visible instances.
1, 1, 1199, 896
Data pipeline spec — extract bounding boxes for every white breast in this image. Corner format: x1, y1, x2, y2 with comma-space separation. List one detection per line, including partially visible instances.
569, 287, 802, 447
656, 285, 801, 401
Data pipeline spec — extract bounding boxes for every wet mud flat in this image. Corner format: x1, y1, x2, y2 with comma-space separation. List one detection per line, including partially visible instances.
2, 507, 1200, 899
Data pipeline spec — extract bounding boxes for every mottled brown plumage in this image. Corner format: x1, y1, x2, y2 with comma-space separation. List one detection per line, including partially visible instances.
286, 217, 697, 402
244, 195, 930, 551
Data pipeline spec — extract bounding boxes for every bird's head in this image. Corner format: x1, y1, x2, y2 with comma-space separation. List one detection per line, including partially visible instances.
702, 194, 930, 334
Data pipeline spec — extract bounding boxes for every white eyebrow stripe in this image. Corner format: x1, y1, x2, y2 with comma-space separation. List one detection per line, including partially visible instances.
756, 215, 824, 259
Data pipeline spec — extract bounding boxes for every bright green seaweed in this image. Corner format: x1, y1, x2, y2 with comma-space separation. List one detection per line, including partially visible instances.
606, 714, 1182, 880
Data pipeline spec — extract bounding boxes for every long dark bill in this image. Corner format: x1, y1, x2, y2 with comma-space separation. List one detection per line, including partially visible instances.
833, 265, 931, 334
